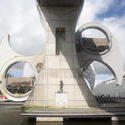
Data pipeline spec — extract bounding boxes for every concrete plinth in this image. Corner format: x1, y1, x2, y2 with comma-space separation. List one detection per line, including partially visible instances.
36, 117, 63, 122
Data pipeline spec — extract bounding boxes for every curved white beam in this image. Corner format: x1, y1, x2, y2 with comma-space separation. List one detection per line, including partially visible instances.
0, 34, 45, 101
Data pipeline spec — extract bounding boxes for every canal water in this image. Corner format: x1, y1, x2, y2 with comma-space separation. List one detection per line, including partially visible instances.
0, 107, 125, 125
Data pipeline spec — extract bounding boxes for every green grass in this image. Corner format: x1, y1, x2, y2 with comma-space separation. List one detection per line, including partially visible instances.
22, 105, 97, 111
22, 105, 43, 111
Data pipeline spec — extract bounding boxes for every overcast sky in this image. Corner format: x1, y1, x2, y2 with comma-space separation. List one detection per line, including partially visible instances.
0, 0, 125, 82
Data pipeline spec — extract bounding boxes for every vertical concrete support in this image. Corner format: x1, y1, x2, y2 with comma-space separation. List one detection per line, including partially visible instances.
26, 3, 97, 108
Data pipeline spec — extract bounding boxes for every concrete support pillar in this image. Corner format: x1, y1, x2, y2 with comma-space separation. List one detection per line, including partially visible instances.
25, 2, 97, 108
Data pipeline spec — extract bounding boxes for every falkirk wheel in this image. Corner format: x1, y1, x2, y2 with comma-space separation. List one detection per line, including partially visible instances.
0, 0, 124, 107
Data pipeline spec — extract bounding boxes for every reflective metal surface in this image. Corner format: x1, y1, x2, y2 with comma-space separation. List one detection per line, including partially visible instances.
5, 62, 35, 97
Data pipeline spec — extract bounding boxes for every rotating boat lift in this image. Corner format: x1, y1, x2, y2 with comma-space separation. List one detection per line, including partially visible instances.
0, 0, 124, 107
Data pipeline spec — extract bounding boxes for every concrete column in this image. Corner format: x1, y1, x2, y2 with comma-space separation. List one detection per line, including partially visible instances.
26, 4, 97, 108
